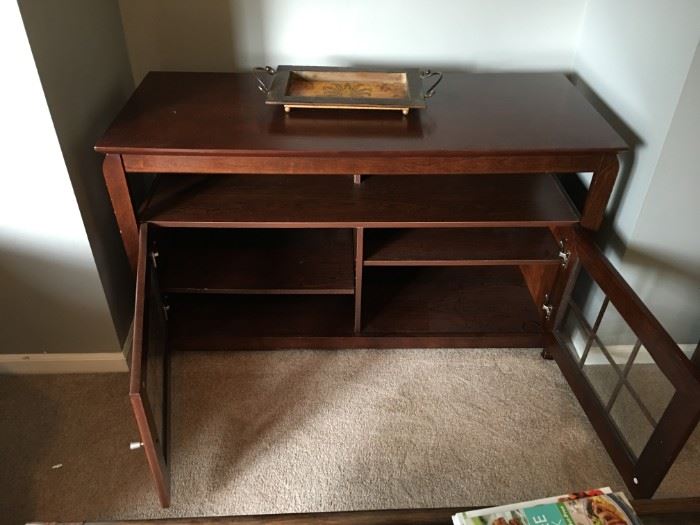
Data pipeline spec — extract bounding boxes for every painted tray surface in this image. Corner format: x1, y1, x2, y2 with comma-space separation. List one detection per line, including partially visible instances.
256, 65, 441, 114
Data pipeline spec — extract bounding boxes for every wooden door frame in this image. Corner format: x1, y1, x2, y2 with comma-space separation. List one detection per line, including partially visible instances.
548, 227, 700, 498
130, 223, 171, 507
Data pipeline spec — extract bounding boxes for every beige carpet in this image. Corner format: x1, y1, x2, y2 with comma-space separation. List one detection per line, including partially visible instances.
0, 348, 698, 524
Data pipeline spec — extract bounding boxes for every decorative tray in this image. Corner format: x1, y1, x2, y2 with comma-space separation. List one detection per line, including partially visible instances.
255, 65, 442, 115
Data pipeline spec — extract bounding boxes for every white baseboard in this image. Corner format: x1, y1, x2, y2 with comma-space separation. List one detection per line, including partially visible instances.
566, 324, 695, 365
0, 322, 132, 374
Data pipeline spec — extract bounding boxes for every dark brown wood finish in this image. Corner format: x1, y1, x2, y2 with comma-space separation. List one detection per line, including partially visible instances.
519, 264, 559, 325
543, 225, 577, 332
96, 72, 626, 155
44, 498, 700, 524
634, 388, 700, 499
96, 72, 658, 508
168, 294, 354, 345
155, 228, 355, 295
632, 497, 700, 515
96, 72, 627, 272
165, 267, 544, 351
354, 227, 364, 332
634, 344, 700, 503
103, 154, 139, 273
362, 267, 541, 335
364, 228, 561, 266
130, 224, 170, 507
581, 154, 620, 231
549, 227, 700, 499
68, 508, 467, 525
120, 152, 606, 175
538, 225, 577, 358
141, 174, 580, 228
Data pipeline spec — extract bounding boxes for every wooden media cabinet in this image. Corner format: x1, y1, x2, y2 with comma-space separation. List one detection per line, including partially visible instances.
96, 72, 700, 507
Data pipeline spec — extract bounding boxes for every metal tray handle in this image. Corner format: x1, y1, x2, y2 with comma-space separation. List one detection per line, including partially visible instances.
420, 70, 443, 99
254, 66, 276, 94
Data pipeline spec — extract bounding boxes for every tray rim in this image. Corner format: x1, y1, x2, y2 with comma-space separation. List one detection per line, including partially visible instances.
265, 65, 427, 111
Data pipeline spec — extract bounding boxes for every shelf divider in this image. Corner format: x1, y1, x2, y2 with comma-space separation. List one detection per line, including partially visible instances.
354, 227, 364, 332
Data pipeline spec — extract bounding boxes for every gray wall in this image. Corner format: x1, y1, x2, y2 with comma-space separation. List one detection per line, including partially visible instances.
3, 1, 697, 357
5, 0, 135, 353
574, 0, 700, 252
573, 0, 700, 344
0, 1, 120, 355
118, 0, 588, 83
620, 44, 700, 345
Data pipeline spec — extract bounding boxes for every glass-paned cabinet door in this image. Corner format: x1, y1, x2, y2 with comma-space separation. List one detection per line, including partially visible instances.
551, 227, 700, 498
130, 224, 171, 507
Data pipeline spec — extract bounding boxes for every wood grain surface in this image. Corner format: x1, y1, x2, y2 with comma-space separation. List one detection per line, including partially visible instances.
140, 174, 580, 228
95, 72, 627, 156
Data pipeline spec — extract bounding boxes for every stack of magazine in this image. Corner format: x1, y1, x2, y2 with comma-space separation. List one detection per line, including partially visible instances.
452, 487, 643, 525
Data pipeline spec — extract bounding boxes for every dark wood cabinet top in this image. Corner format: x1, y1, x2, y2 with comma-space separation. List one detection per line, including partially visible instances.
96, 71, 627, 156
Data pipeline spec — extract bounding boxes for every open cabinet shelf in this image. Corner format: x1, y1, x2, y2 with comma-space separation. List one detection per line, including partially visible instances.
168, 294, 356, 350
155, 228, 355, 295
361, 266, 542, 334
364, 228, 562, 266
140, 173, 580, 227
142, 224, 551, 350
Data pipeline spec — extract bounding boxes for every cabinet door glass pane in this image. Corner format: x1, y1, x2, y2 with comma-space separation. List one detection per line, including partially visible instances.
557, 266, 683, 460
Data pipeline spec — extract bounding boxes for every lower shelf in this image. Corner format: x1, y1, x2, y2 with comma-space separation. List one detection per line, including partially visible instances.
166, 267, 543, 350
168, 295, 355, 350
362, 266, 542, 334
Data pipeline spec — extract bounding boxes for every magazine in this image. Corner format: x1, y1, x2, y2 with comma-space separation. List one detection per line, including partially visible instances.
453, 489, 642, 525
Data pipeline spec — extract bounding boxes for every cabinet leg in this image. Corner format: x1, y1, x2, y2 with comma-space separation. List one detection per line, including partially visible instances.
581, 154, 619, 231
103, 154, 138, 275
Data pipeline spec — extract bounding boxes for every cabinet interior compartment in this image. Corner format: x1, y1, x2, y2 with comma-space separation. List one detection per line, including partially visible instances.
364, 227, 562, 266
167, 294, 356, 350
361, 266, 543, 335
154, 227, 355, 295
140, 173, 580, 228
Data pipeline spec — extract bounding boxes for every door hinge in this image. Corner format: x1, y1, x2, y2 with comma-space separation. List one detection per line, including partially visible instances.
150, 249, 160, 268
542, 294, 553, 321
558, 240, 571, 268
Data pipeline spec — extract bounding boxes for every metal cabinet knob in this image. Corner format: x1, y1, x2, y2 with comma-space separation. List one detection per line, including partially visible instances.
130, 441, 144, 450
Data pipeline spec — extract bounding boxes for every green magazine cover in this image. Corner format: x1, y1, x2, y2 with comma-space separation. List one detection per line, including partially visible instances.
454, 490, 643, 525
